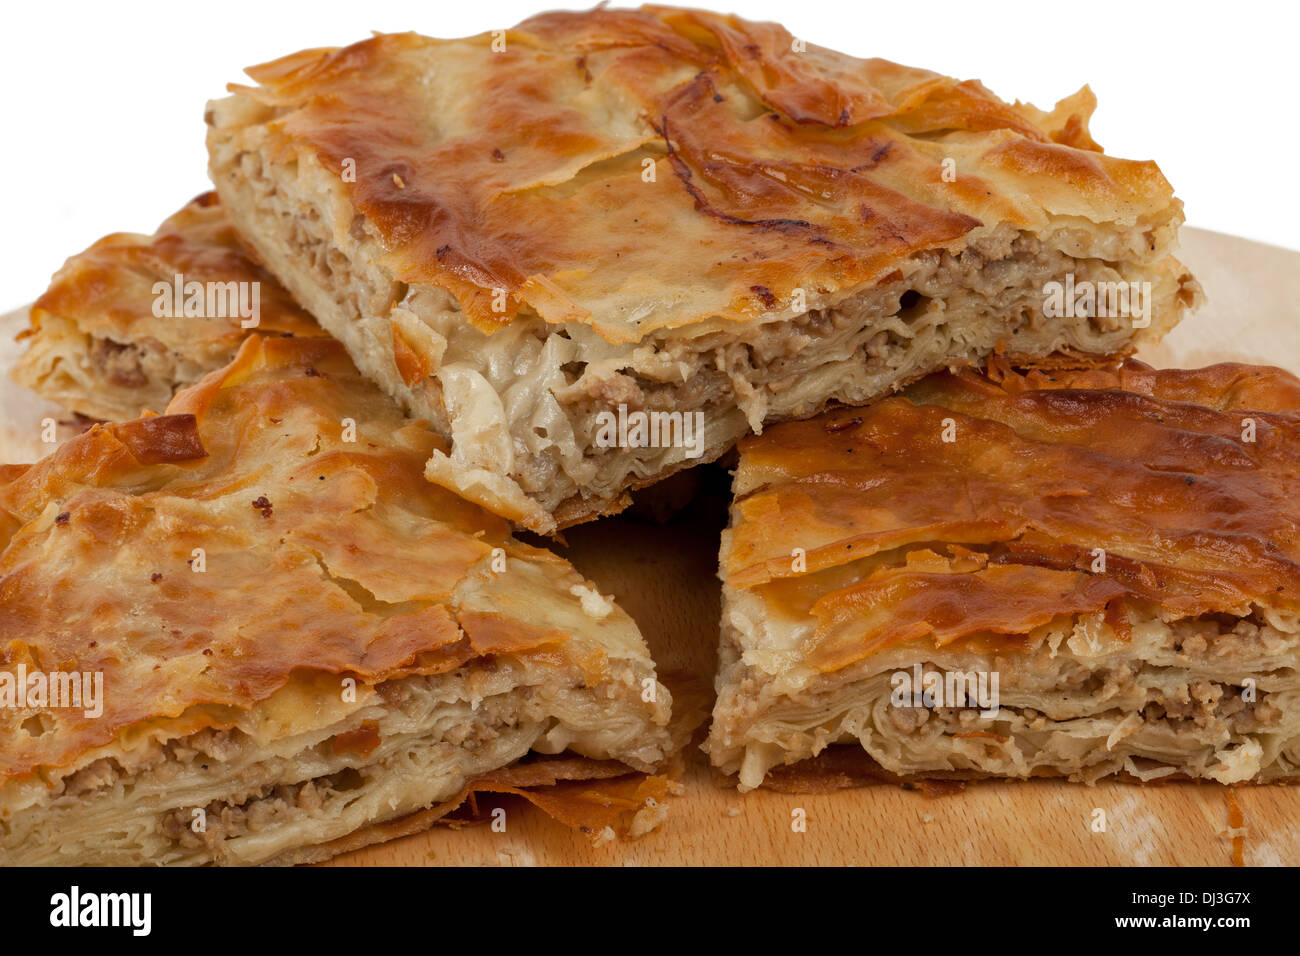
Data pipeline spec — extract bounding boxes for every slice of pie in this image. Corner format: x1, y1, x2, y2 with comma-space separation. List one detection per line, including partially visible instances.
707, 359, 1300, 790
0, 334, 675, 865
207, 5, 1201, 534
12, 192, 321, 422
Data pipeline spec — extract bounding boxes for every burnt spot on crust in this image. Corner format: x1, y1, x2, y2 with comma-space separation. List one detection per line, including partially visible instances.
251, 496, 273, 518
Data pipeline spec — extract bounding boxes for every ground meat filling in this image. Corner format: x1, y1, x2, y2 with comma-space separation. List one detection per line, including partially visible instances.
56, 727, 247, 799
160, 768, 366, 850
154, 702, 523, 853
712, 604, 1300, 788
89, 337, 149, 389
217, 144, 1168, 522
884, 683, 1284, 737
537, 231, 1136, 505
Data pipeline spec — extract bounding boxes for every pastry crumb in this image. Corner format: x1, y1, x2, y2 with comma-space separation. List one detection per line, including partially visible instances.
569, 583, 613, 619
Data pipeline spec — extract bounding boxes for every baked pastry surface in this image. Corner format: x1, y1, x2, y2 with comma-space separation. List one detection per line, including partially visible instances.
13, 192, 321, 422
0, 334, 673, 864
707, 359, 1300, 790
206, 5, 1201, 533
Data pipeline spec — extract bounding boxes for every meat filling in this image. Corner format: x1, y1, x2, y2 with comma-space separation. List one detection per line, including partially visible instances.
88, 337, 149, 389
213, 145, 1195, 527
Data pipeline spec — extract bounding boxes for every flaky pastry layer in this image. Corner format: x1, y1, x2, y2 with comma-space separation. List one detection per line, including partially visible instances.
0, 335, 672, 864
13, 192, 321, 422
709, 360, 1300, 789
206, 6, 1200, 533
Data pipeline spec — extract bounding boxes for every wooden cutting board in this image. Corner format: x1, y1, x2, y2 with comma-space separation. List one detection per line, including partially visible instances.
4, 228, 1298, 866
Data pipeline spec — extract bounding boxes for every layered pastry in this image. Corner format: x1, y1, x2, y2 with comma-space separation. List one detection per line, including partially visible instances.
13, 192, 321, 422
0, 334, 675, 865
707, 359, 1300, 790
205, 4, 1200, 534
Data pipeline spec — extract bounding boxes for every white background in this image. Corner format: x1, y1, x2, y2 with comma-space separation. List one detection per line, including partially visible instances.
2, 0, 1294, 309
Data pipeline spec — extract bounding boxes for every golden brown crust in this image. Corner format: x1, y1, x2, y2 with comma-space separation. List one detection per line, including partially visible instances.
727, 359, 1300, 673
215, 6, 1186, 342
14, 193, 322, 420
0, 334, 661, 784
31, 192, 318, 344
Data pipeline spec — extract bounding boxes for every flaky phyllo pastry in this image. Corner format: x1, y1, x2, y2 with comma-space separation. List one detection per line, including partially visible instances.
206, 4, 1201, 535
706, 360, 1300, 790
13, 192, 323, 423
0, 335, 675, 865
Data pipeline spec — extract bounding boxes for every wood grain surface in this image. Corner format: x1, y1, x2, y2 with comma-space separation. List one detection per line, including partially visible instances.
4, 227, 1298, 866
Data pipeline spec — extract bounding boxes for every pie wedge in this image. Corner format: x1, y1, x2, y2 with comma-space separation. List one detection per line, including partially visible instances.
13, 192, 321, 422
707, 359, 1300, 790
206, 5, 1201, 535
0, 334, 675, 865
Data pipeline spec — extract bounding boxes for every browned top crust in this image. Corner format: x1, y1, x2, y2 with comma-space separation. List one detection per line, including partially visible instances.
726, 359, 1300, 674
213, 4, 1185, 343
0, 335, 656, 782
25, 191, 320, 359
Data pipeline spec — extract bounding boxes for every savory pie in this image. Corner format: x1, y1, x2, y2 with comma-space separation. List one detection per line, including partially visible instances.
13, 192, 321, 422
205, 5, 1201, 534
0, 334, 676, 865
707, 359, 1300, 790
